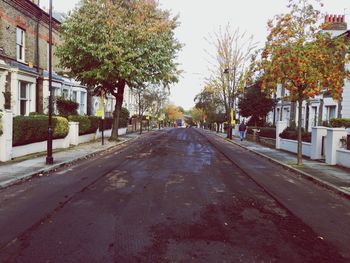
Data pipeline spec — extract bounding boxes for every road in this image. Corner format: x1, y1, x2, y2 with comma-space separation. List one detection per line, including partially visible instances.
0, 128, 349, 262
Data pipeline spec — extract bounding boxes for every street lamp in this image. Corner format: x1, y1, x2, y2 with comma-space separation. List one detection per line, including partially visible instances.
46, 0, 53, 164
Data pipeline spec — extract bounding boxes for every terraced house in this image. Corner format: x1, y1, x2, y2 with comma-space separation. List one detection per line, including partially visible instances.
0, 0, 139, 118
267, 15, 350, 131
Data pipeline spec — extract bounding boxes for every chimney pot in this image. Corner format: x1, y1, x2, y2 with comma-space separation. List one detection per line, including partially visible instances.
325, 14, 329, 22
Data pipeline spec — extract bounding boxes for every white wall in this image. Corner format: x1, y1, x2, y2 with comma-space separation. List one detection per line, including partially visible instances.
337, 149, 350, 168
341, 79, 350, 118
279, 139, 312, 157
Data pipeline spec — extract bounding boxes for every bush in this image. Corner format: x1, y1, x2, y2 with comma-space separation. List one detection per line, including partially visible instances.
279, 127, 311, 143
247, 127, 276, 139
86, 116, 99, 134
97, 107, 129, 130
29, 112, 46, 116
13, 115, 69, 146
330, 118, 350, 128
68, 115, 98, 135
99, 117, 113, 130
56, 97, 79, 116
120, 107, 130, 128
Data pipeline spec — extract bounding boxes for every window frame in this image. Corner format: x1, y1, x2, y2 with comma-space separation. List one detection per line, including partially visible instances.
16, 27, 25, 62
18, 81, 31, 116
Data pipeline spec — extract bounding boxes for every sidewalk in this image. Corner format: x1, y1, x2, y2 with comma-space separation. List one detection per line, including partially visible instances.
0, 132, 140, 189
210, 130, 350, 198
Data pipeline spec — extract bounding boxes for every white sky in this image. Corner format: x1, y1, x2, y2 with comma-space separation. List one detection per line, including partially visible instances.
42, 0, 350, 110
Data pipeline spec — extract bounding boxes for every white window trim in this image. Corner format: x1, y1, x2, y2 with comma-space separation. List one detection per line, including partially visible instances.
18, 81, 31, 116
16, 27, 25, 62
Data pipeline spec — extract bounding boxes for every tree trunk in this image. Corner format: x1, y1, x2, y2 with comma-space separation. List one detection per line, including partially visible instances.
226, 106, 232, 139
110, 80, 126, 140
140, 117, 143, 134
297, 96, 303, 165
290, 101, 296, 128
305, 100, 310, 132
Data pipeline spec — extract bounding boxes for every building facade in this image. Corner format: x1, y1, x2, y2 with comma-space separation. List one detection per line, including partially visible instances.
0, 0, 92, 116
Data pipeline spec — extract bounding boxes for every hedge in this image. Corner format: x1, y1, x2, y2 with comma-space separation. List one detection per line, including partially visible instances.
247, 127, 276, 139
330, 118, 350, 128
99, 117, 113, 130
56, 97, 79, 116
68, 115, 99, 135
98, 108, 130, 130
13, 115, 69, 146
279, 127, 311, 143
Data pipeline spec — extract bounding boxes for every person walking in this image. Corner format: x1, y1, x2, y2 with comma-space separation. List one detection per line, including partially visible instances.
239, 120, 247, 141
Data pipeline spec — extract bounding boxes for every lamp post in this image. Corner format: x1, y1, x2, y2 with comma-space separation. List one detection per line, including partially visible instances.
46, 0, 53, 164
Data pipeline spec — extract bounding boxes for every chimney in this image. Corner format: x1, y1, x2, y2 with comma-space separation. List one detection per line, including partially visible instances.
323, 14, 347, 31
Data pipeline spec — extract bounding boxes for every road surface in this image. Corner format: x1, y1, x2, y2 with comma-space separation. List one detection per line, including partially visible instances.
0, 128, 349, 262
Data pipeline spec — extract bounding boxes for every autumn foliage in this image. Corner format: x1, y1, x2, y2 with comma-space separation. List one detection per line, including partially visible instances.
259, 0, 350, 164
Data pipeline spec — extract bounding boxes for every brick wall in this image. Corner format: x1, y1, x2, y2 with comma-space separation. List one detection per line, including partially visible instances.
0, 0, 60, 71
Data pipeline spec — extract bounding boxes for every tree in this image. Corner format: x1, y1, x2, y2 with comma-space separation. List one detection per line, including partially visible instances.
57, 0, 181, 140
238, 81, 276, 126
194, 85, 223, 130
133, 85, 169, 133
259, 0, 350, 165
206, 24, 256, 139
190, 107, 205, 127
165, 103, 183, 125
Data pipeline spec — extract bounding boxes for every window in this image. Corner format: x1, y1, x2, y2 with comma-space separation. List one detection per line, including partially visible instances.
62, 89, 69, 99
19, 81, 31, 115
72, 91, 77, 102
326, 106, 336, 120
80, 92, 86, 114
16, 27, 25, 62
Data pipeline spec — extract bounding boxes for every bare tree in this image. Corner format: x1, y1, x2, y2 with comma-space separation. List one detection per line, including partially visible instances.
206, 24, 256, 139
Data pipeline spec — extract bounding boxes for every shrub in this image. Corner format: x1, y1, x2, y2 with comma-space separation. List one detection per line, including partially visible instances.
97, 107, 129, 130
99, 117, 113, 130
86, 116, 99, 134
53, 116, 69, 138
247, 127, 276, 139
13, 115, 69, 146
119, 107, 130, 128
29, 112, 46, 117
330, 118, 350, 128
279, 127, 311, 143
56, 96, 79, 116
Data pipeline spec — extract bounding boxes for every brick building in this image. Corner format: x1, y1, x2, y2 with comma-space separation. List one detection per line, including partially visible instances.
0, 0, 89, 115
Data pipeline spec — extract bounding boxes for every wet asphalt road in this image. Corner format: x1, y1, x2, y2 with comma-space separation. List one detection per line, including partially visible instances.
0, 128, 349, 262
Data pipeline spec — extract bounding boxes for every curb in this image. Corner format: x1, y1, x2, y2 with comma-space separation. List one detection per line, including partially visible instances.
209, 130, 350, 199
0, 137, 135, 189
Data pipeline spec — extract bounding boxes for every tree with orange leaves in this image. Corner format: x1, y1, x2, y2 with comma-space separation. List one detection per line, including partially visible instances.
165, 103, 183, 126
259, 0, 350, 165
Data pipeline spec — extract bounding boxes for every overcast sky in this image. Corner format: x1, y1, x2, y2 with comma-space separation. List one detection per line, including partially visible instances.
41, 0, 350, 110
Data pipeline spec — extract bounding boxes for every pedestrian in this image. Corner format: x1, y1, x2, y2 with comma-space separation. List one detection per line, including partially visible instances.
239, 120, 247, 141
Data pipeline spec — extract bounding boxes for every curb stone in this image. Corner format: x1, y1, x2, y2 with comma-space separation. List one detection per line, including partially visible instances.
209, 130, 350, 199
0, 137, 135, 189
